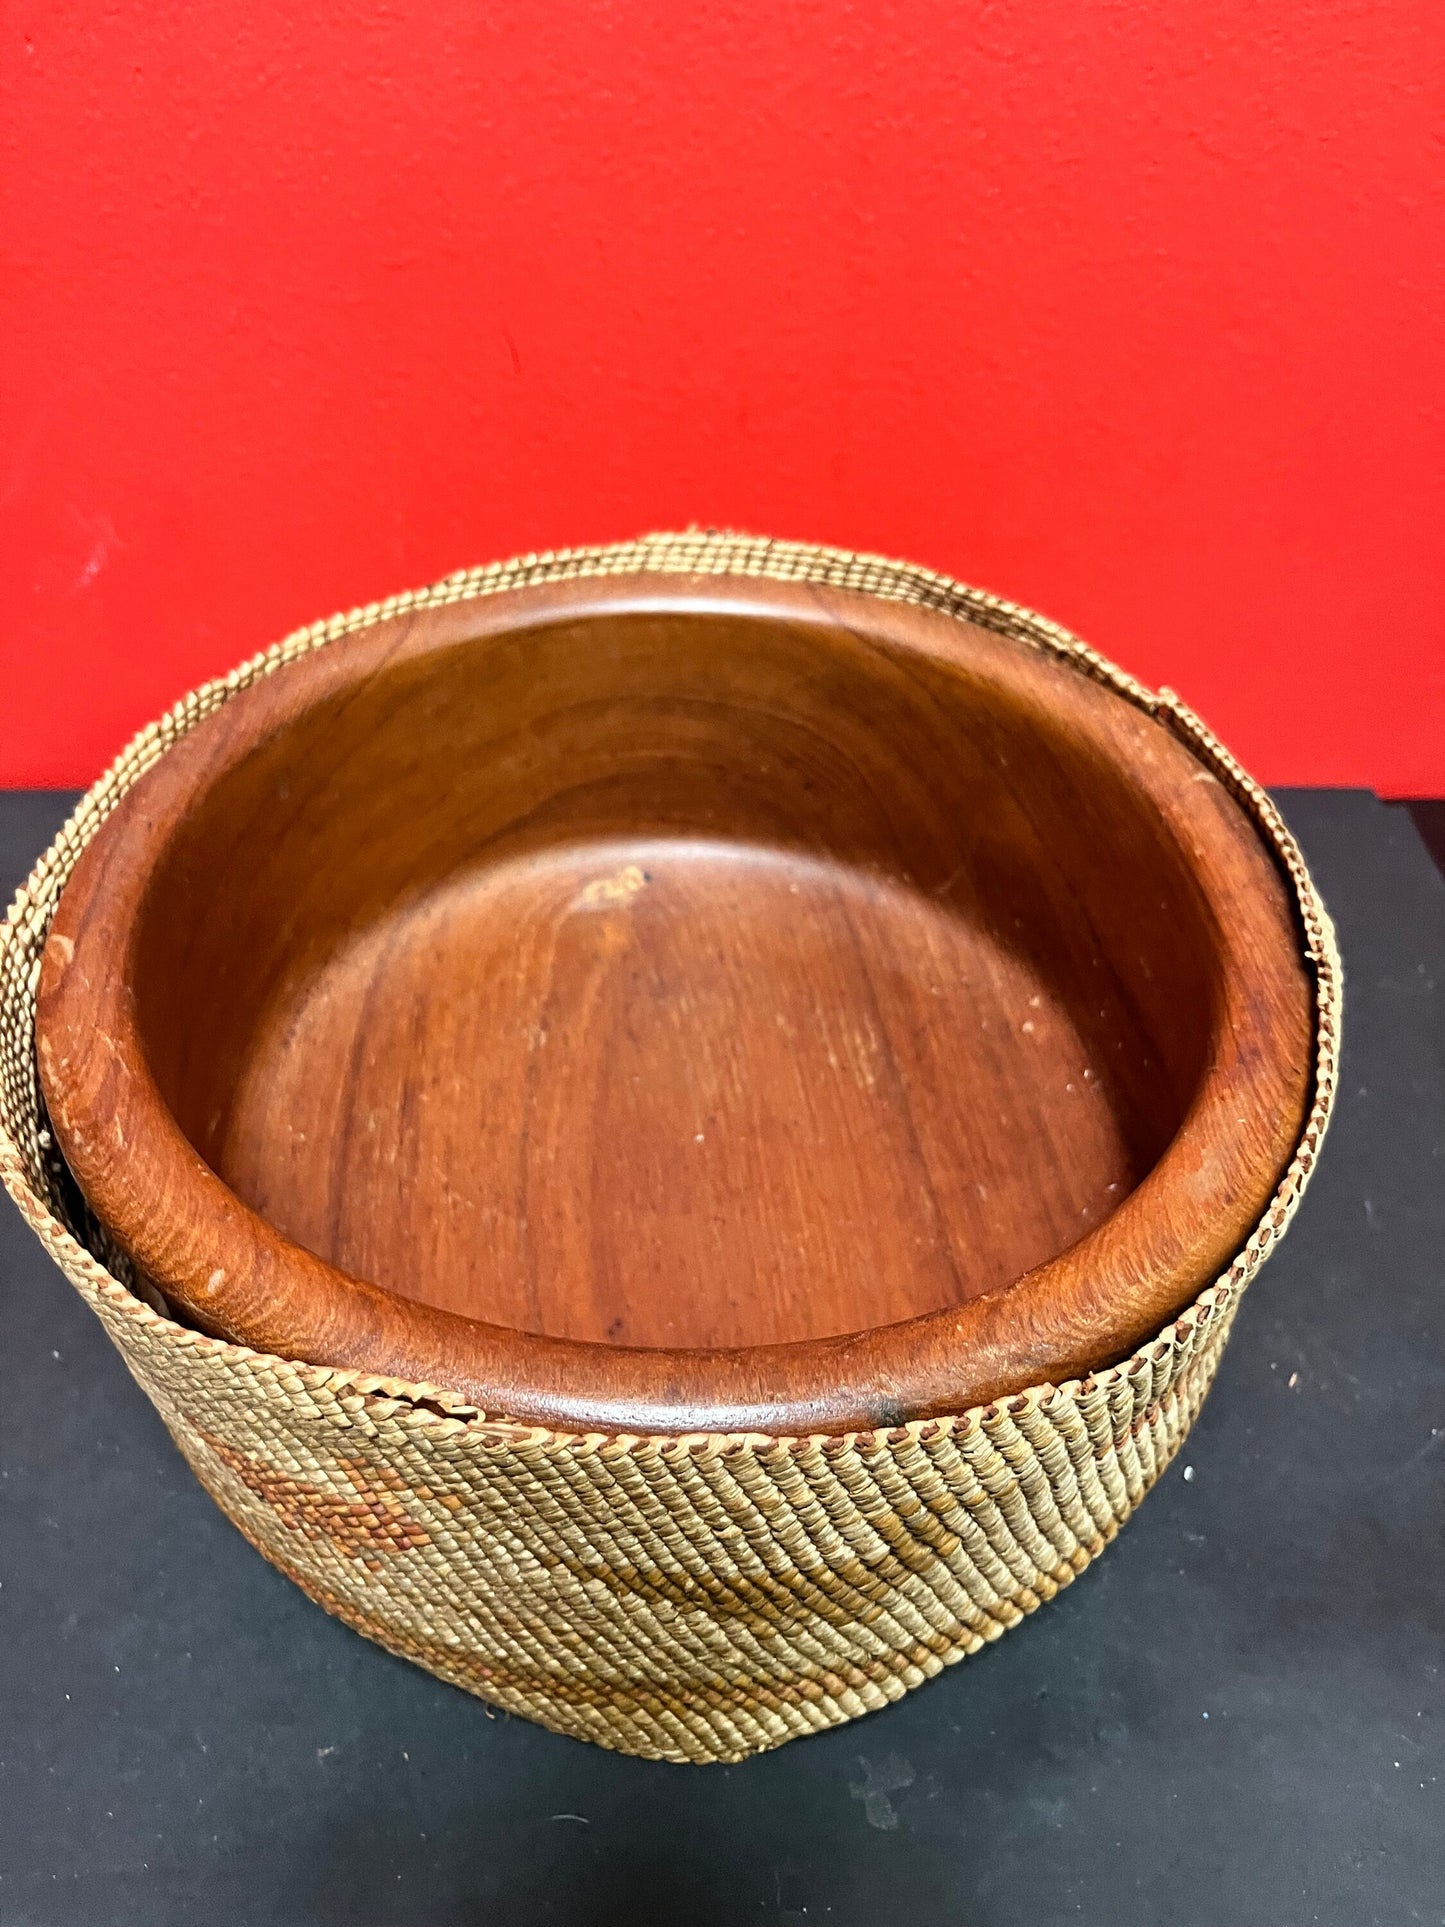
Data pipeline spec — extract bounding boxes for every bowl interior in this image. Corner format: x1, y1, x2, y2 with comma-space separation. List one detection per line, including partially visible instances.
125, 598, 1229, 1352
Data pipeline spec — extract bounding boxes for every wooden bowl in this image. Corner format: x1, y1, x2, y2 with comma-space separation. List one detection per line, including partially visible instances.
36, 571, 1314, 1435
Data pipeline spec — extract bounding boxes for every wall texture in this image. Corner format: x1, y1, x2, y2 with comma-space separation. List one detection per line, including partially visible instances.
2, 2, 1440, 790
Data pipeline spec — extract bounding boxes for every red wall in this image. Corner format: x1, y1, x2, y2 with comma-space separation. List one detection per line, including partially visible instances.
2, 3, 1440, 792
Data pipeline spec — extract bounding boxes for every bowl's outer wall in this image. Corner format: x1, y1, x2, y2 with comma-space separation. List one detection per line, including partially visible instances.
0, 534, 1340, 1762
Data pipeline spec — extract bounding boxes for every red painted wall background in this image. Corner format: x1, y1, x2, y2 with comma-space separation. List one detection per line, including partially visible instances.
2, 3, 1440, 791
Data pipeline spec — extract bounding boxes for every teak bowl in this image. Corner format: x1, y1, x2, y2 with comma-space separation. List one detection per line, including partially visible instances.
37, 570, 1314, 1436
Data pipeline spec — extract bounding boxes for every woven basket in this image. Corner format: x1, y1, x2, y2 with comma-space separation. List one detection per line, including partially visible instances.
0, 533, 1339, 1764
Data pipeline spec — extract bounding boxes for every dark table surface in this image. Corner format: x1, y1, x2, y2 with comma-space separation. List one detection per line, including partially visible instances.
2, 788, 1441, 1927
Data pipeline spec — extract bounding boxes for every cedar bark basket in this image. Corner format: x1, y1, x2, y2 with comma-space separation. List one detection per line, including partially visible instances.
38, 559, 1314, 1436
4, 535, 1339, 1762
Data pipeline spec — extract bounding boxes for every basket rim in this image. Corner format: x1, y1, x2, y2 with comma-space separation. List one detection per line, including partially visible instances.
0, 529, 1342, 1454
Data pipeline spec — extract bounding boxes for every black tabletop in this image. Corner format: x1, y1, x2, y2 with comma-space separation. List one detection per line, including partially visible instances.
2, 788, 1441, 1927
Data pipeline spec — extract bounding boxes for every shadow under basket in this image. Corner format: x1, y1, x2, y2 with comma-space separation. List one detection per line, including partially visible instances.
0, 533, 1339, 1763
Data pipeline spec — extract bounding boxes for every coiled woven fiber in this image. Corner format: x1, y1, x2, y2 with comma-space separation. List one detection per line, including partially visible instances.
0, 533, 1340, 1764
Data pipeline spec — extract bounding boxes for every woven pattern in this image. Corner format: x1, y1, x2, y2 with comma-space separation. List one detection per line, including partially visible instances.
0, 532, 1340, 1763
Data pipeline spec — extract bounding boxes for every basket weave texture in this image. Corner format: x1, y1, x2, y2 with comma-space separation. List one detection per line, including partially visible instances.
0, 533, 1340, 1764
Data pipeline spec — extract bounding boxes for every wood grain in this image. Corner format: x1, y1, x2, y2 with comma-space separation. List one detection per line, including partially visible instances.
36, 576, 1315, 1432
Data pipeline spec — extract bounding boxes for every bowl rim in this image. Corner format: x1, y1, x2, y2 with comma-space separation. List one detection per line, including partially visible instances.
32, 544, 1325, 1436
